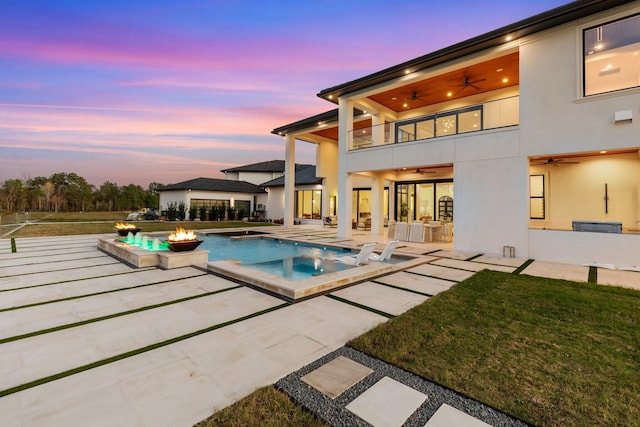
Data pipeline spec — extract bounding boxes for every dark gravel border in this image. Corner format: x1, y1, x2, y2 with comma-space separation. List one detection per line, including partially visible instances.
276, 346, 531, 427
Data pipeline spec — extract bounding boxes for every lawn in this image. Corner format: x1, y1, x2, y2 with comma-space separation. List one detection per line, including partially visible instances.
349, 270, 640, 426
1, 211, 274, 238
193, 386, 327, 427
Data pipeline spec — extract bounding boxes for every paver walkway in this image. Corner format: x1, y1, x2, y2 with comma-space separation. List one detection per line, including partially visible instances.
1, 231, 638, 426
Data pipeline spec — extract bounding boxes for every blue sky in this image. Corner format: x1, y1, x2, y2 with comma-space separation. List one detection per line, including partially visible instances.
0, 0, 569, 186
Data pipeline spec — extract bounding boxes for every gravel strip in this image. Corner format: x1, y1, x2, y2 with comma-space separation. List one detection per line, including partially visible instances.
276, 346, 531, 427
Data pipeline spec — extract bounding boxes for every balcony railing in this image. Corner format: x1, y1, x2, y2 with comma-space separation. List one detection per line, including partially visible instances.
349, 95, 519, 150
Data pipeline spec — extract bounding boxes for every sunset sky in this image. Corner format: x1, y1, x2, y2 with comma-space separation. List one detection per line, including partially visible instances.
0, 0, 569, 187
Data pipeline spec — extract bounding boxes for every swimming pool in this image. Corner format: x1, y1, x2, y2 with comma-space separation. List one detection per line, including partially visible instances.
200, 234, 354, 279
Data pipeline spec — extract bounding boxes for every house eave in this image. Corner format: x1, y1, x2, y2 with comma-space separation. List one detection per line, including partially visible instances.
316, 0, 636, 102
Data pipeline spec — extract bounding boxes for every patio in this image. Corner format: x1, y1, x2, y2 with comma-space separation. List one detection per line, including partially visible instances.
1, 227, 638, 426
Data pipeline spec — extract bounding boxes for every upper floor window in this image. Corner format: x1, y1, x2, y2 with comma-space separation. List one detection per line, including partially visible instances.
584, 14, 640, 96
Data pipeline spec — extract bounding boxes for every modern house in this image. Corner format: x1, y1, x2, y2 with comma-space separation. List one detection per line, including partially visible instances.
158, 177, 266, 220
273, 0, 640, 266
261, 165, 324, 223
158, 160, 320, 220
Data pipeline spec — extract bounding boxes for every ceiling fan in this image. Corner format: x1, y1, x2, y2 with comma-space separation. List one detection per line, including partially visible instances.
532, 157, 580, 166
397, 91, 426, 106
457, 76, 486, 92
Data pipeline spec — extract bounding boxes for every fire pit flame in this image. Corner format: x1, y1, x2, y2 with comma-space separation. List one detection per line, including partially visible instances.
115, 222, 138, 230
168, 227, 198, 242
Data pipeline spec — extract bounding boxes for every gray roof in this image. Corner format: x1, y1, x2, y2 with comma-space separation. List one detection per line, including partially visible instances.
158, 177, 266, 194
220, 160, 313, 173
261, 165, 322, 187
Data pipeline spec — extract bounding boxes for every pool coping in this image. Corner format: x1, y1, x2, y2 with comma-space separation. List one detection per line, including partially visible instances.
207, 256, 430, 302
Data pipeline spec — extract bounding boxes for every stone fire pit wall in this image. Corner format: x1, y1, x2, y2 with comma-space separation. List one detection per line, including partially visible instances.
97, 236, 208, 269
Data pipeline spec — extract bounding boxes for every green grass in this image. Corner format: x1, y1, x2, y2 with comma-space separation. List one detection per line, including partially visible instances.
349, 270, 640, 426
193, 386, 328, 427
3, 219, 273, 238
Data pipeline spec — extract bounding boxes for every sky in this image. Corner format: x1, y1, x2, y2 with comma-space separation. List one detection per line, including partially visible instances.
0, 0, 570, 187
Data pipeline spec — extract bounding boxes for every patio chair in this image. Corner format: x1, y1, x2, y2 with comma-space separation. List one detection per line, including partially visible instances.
394, 222, 409, 241
369, 240, 400, 261
332, 243, 376, 266
408, 222, 425, 242
323, 216, 338, 228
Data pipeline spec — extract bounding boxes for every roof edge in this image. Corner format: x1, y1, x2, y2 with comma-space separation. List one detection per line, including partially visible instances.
316, 0, 636, 101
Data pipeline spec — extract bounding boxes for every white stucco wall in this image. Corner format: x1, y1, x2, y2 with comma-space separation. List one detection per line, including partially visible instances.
265, 187, 285, 220
454, 156, 530, 256
519, 7, 639, 156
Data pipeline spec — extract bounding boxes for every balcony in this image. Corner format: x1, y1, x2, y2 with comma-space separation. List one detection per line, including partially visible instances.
349, 95, 519, 150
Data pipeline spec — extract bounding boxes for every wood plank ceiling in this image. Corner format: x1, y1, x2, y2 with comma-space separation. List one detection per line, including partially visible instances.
311, 52, 519, 142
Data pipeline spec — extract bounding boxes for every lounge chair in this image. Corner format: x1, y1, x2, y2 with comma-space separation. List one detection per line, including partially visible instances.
323, 216, 338, 228
368, 240, 400, 261
332, 243, 376, 266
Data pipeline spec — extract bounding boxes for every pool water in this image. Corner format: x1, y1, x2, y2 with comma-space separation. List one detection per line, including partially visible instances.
201, 234, 350, 264
200, 234, 354, 279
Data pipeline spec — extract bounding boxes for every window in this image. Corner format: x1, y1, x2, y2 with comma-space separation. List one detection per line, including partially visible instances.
295, 190, 322, 219
584, 14, 640, 96
530, 175, 545, 219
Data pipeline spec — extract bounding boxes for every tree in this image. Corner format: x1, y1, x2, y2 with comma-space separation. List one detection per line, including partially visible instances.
118, 184, 146, 211
97, 181, 119, 211
1, 179, 27, 211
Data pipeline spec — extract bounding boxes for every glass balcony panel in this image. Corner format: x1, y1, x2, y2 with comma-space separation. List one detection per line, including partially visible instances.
346, 95, 519, 151
436, 114, 457, 137
416, 119, 435, 140
458, 109, 482, 133
397, 123, 415, 143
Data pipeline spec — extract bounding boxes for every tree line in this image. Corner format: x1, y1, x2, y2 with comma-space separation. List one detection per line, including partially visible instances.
0, 172, 163, 212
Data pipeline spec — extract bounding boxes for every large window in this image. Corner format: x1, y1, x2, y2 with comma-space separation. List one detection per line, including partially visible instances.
529, 175, 545, 219
395, 106, 482, 143
396, 180, 453, 222
584, 14, 640, 96
295, 190, 322, 219
351, 188, 389, 224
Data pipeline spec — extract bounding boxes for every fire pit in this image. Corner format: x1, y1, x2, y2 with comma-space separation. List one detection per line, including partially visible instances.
114, 222, 141, 236
165, 227, 203, 252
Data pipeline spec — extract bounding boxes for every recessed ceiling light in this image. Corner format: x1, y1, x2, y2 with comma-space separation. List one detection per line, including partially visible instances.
600, 150, 607, 154
405, 69, 410, 74
505, 35, 513, 41
328, 95, 333, 99
403, 102, 408, 108
496, 68, 504, 72
594, 43, 604, 50
391, 97, 397, 100
502, 77, 509, 83
447, 92, 452, 97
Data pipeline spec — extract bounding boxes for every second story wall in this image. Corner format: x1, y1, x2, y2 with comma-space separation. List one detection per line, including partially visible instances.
520, 2, 639, 156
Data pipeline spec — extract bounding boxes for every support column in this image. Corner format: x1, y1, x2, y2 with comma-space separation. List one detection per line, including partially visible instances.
337, 97, 354, 238
370, 173, 385, 235
284, 134, 295, 227
372, 112, 386, 147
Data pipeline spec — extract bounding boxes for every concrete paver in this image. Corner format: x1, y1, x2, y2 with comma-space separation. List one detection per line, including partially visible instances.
346, 376, 428, 427
520, 260, 589, 282
1, 231, 639, 426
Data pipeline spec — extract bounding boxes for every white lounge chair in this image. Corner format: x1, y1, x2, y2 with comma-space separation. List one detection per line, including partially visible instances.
332, 243, 376, 266
369, 240, 400, 261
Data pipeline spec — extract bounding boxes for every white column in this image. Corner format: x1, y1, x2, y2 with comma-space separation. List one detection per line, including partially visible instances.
337, 97, 354, 238
370, 173, 384, 235
372, 112, 386, 147
284, 134, 295, 227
